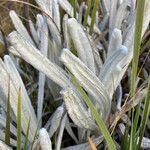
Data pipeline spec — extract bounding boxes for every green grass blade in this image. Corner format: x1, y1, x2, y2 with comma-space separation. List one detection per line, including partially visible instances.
83, 0, 91, 27
129, 109, 134, 150
89, 0, 99, 34
23, 117, 31, 150
133, 102, 141, 136
131, 0, 146, 97
121, 122, 130, 150
73, 0, 77, 18
5, 77, 11, 146
129, 102, 141, 150
137, 78, 150, 150
17, 88, 22, 150
71, 74, 116, 150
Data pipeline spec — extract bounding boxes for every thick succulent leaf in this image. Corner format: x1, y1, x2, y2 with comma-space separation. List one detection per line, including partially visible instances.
111, 0, 150, 97
55, 113, 67, 150
49, 105, 64, 138
37, 15, 48, 124
61, 87, 98, 130
65, 117, 79, 144
101, 0, 110, 14
63, 14, 70, 49
0, 57, 37, 142
60, 49, 111, 119
29, 20, 39, 45
109, 0, 118, 37
114, 0, 130, 30
36, 14, 45, 42
99, 45, 128, 98
9, 10, 34, 46
53, 0, 61, 31
8, 31, 69, 88
67, 18, 96, 74
107, 28, 122, 58
4, 55, 37, 124
36, 0, 52, 18
39, 128, 52, 150
142, 0, 150, 36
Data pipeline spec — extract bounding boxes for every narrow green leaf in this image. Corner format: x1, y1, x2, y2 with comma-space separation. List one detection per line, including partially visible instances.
83, 0, 91, 27
73, 0, 77, 18
133, 102, 141, 150
133, 102, 141, 136
129, 109, 134, 150
130, 0, 146, 149
70, 74, 116, 150
89, 0, 99, 34
5, 77, 11, 145
131, 0, 146, 97
17, 87, 22, 150
121, 119, 130, 150
23, 117, 31, 150
137, 78, 150, 150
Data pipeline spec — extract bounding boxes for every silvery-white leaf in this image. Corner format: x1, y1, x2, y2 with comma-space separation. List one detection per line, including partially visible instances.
39, 128, 52, 150
65, 117, 79, 144
99, 12, 109, 31
0, 31, 4, 44
29, 20, 39, 45
58, 0, 74, 18
87, 36, 103, 75
0, 140, 12, 150
49, 105, 64, 138
67, 18, 96, 74
62, 136, 103, 150
101, 0, 110, 14
60, 49, 111, 120
77, 128, 86, 143
58, 0, 100, 34
53, 0, 61, 31
115, 4, 150, 95
8, 47, 21, 57
109, 0, 118, 37
9, 10, 34, 46
61, 87, 98, 130
114, 0, 130, 30
47, 17, 62, 49
99, 45, 128, 98
56, 113, 67, 150
78, 2, 86, 24
36, 0, 52, 18
116, 84, 123, 110
107, 28, 122, 58
46, 37, 63, 99
36, 14, 45, 41
4, 55, 37, 125
142, 0, 150, 36
63, 14, 70, 49
0, 58, 36, 142
8, 31, 69, 88
95, 11, 99, 26
37, 15, 48, 124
